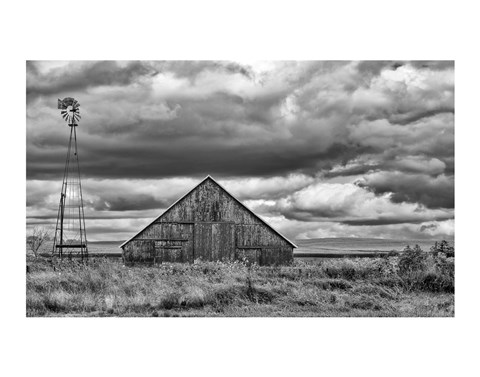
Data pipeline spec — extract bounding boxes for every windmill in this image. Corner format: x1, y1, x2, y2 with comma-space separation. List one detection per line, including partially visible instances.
52, 97, 88, 259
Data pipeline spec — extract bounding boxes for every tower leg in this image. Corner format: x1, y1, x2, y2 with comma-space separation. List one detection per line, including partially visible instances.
52, 123, 88, 260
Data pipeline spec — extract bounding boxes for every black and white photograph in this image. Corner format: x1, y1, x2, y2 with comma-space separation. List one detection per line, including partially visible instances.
3, 1, 479, 376
26, 60, 455, 317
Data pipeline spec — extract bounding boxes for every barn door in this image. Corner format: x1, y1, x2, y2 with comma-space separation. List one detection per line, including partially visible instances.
194, 222, 235, 262
154, 240, 185, 263
153, 222, 194, 263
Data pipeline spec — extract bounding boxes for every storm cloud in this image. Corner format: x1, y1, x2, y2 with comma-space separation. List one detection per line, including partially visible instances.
26, 61, 454, 241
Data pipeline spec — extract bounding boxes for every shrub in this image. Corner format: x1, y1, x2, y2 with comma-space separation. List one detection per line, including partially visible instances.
430, 240, 455, 258
398, 245, 426, 276
425, 253, 455, 292
371, 256, 400, 278
433, 253, 455, 279
324, 260, 358, 280
393, 244, 455, 293
420, 271, 454, 293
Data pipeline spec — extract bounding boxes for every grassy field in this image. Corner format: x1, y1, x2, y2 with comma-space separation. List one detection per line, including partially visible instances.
26, 250, 454, 317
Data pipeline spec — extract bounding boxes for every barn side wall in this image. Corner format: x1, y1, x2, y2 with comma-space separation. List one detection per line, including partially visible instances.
122, 179, 294, 265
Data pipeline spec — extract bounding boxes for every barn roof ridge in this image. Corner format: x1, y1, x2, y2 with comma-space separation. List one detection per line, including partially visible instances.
119, 175, 297, 248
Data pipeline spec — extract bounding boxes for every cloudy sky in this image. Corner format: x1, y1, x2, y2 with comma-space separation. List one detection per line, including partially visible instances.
26, 60, 454, 242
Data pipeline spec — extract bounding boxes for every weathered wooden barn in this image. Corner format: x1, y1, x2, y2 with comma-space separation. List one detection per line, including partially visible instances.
120, 176, 296, 265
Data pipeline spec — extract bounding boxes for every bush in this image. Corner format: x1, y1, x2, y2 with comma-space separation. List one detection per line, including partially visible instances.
420, 271, 454, 293
391, 243, 455, 292
373, 256, 399, 278
434, 253, 455, 279
398, 245, 426, 276
324, 260, 361, 280
430, 240, 455, 258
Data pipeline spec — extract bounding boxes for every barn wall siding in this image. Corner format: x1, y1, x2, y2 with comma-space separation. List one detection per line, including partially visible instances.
122, 178, 294, 265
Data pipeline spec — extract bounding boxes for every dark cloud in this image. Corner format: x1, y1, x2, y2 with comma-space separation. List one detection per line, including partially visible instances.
357, 172, 454, 209
217, 62, 255, 80
388, 107, 454, 125
420, 223, 438, 232
324, 165, 379, 178
356, 60, 403, 76
26, 135, 377, 181
28, 214, 151, 220
27, 61, 159, 99
408, 61, 454, 70
355, 60, 454, 77
89, 194, 171, 211
158, 61, 255, 82
83, 225, 136, 235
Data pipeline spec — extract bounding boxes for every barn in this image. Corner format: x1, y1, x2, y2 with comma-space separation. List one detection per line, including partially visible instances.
120, 176, 296, 265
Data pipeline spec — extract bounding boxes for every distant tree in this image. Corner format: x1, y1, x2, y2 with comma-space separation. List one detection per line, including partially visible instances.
27, 227, 51, 257
430, 240, 454, 257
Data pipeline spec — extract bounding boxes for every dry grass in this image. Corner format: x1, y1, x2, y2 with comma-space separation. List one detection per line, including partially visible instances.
26, 255, 454, 317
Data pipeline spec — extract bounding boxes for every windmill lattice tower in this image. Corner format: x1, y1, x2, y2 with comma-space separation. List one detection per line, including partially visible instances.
52, 97, 88, 258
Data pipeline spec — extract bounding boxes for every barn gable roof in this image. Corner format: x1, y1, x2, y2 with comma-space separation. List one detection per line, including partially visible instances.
119, 175, 297, 248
